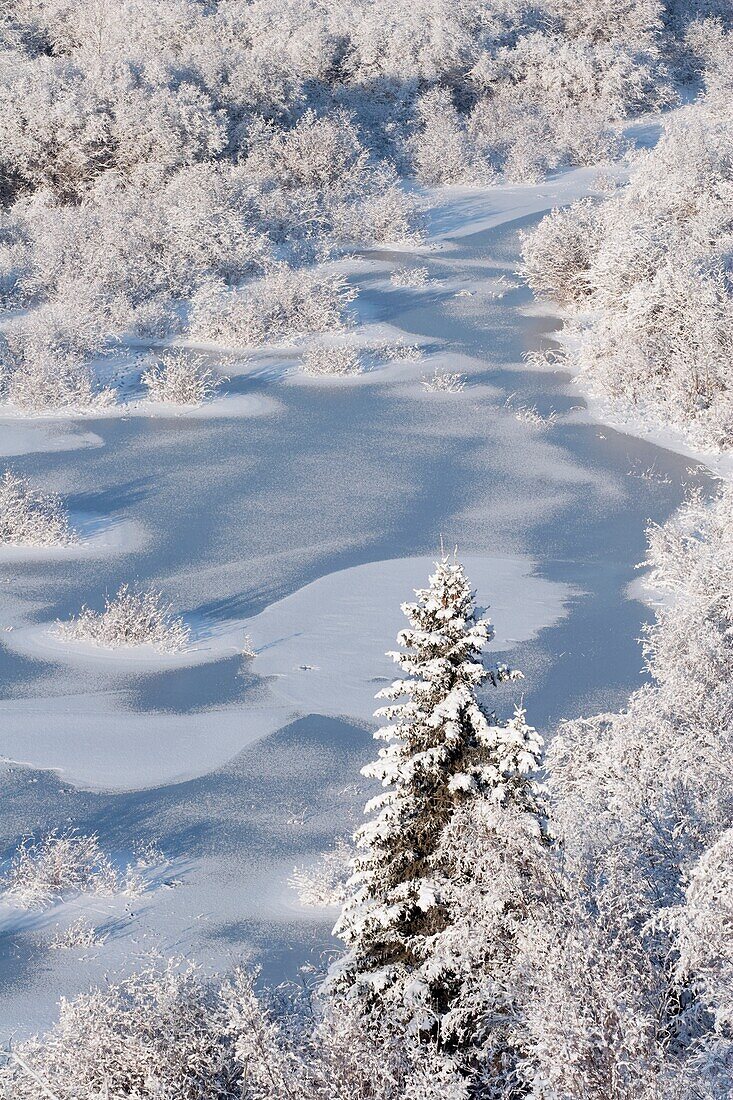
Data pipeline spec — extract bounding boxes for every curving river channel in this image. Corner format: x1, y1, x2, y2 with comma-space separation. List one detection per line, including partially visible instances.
0, 165, 717, 1039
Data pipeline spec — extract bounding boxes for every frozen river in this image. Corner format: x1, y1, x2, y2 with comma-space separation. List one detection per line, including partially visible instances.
0, 168, 716, 1039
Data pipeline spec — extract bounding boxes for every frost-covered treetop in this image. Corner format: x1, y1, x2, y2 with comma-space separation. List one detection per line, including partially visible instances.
369, 553, 538, 811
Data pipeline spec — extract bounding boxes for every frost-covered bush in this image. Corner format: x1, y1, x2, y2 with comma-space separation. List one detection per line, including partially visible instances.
1, 349, 112, 414
302, 345, 363, 377
0, 311, 113, 413
521, 199, 602, 304
530, 485, 733, 1093
421, 367, 466, 392
50, 918, 107, 950
347, 178, 422, 245
673, 827, 733, 1037
522, 97, 733, 448
245, 110, 369, 192
379, 340, 423, 363
189, 268, 357, 347
390, 266, 429, 288
0, 963, 252, 1100
141, 350, 222, 405
0, 470, 75, 547
1, 831, 121, 908
410, 88, 475, 186
290, 838, 354, 907
57, 584, 191, 653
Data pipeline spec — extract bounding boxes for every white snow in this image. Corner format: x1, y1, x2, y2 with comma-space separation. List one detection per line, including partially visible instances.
0, 554, 572, 790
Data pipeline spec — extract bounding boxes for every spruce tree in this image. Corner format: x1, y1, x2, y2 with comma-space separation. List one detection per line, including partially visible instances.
329, 553, 545, 1034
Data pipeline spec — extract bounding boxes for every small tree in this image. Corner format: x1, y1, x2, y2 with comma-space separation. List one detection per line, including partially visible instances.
329, 554, 544, 1038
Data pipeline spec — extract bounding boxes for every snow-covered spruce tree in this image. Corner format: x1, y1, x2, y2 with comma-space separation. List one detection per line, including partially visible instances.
328, 554, 545, 1057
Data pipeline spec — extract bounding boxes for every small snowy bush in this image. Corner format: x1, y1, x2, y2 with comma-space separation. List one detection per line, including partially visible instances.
302, 345, 362, 377
351, 180, 423, 245
521, 199, 602, 304
244, 109, 369, 192
421, 367, 466, 393
0, 347, 113, 414
410, 88, 474, 185
504, 396, 558, 429
390, 266, 429, 288
0, 470, 75, 547
378, 340, 423, 363
189, 268, 357, 348
50, 918, 107, 950
0, 307, 113, 414
290, 838, 354, 907
141, 350, 222, 406
1, 832, 120, 908
57, 584, 190, 653
672, 827, 733, 1035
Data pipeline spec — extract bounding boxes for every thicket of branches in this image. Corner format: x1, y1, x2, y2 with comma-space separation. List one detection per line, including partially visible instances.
522, 27, 733, 448
0, 0, 718, 412
56, 584, 191, 653
0, 469, 76, 546
0, 830, 145, 908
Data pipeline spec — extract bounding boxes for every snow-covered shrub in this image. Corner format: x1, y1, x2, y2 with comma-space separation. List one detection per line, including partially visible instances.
290, 838, 354, 907
189, 268, 357, 347
410, 88, 474, 186
0, 308, 113, 412
421, 367, 466, 393
521, 198, 602, 304
515, 880, 674, 1100
530, 485, 733, 1092
57, 584, 191, 653
141, 350, 222, 406
293, 998, 464, 1100
0, 470, 76, 547
1, 348, 112, 414
0, 963, 256, 1100
390, 266, 429, 288
112, 81, 228, 176
379, 340, 423, 363
302, 345, 362, 377
50, 918, 107, 950
511, 403, 558, 429
1, 831, 120, 908
673, 827, 733, 1036
132, 838, 166, 869
522, 97, 733, 448
245, 109, 369, 192
351, 179, 423, 245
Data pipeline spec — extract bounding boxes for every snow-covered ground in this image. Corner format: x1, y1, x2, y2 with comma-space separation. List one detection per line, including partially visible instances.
0, 153, 716, 1041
